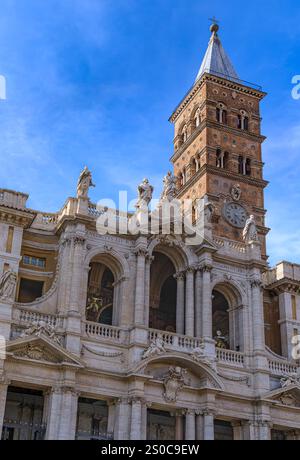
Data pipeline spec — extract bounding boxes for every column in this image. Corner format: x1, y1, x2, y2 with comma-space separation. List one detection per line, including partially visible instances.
242, 420, 256, 440
185, 268, 194, 336
203, 410, 215, 440
175, 411, 184, 440
107, 401, 116, 439
0, 382, 8, 436
201, 264, 213, 339
232, 421, 243, 440
256, 420, 271, 440
45, 386, 78, 440
134, 249, 147, 325
175, 272, 185, 335
144, 256, 154, 328
251, 279, 265, 352
59, 387, 79, 440
114, 398, 130, 440
45, 387, 62, 440
130, 397, 143, 440
196, 412, 204, 440
69, 235, 86, 313
141, 402, 148, 440
195, 268, 202, 337
185, 410, 196, 440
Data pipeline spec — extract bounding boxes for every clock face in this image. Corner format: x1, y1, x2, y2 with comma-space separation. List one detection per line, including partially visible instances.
224, 202, 247, 228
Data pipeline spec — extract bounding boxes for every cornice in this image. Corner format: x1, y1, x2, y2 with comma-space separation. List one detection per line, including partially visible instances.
0, 206, 35, 228
169, 73, 266, 123
176, 164, 269, 198
170, 120, 265, 164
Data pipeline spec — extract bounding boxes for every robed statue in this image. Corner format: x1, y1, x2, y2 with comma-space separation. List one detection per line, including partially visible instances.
77, 166, 95, 198
160, 171, 177, 202
135, 178, 154, 210
242, 214, 258, 243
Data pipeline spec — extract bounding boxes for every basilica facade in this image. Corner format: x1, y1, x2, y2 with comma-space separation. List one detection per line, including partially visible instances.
0, 24, 300, 441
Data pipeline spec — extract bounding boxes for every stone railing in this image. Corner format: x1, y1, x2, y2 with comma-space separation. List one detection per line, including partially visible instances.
149, 329, 203, 353
216, 348, 245, 367
213, 237, 246, 254
268, 359, 298, 376
31, 212, 58, 230
14, 308, 63, 328
84, 321, 124, 342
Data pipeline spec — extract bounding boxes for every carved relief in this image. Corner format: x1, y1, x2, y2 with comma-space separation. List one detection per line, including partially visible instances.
13, 343, 60, 363
142, 335, 166, 360
163, 366, 187, 402
0, 270, 17, 300
20, 321, 63, 346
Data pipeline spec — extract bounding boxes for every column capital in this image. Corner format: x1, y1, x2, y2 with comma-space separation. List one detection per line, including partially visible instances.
129, 396, 145, 405
174, 271, 185, 281
184, 408, 196, 416
145, 254, 155, 263
134, 248, 148, 258
185, 266, 195, 275
199, 263, 213, 273
202, 408, 217, 417
250, 278, 263, 289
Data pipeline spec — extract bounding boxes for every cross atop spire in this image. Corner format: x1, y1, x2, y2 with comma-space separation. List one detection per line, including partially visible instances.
209, 16, 219, 25
195, 21, 239, 83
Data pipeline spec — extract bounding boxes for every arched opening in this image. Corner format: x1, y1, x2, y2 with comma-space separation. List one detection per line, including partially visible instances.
149, 252, 177, 332
86, 262, 115, 325
212, 290, 230, 349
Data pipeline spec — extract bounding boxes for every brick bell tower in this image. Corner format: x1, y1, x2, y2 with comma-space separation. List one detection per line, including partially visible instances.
169, 22, 269, 258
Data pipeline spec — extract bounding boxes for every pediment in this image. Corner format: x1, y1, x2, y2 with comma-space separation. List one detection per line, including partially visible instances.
264, 384, 300, 408
6, 334, 84, 368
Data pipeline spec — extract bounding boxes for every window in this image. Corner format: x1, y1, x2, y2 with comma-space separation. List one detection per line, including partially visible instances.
6, 226, 14, 253
238, 156, 251, 176
182, 125, 188, 143
23, 255, 46, 269
216, 149, 228, 169
18, 278, 44, 303
237, 110, 249, 130
216, 103, 227, 124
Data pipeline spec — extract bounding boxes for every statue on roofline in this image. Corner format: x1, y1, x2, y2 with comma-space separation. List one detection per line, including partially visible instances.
77, 166, 95, 199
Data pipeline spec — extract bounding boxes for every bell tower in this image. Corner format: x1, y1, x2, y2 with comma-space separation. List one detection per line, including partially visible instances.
169, 23, 269, 258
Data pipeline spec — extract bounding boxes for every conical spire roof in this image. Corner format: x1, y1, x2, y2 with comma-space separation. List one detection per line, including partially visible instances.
195, 23, 239, 83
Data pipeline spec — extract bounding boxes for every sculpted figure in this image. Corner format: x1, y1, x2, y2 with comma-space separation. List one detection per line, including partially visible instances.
136, 178, 154, 209
142, 335, 166, 359
214, 330, 229, 349
77, 166, 95, 198
160, 171, 177, 202
0, 269, 17, 300
242, 214, 258, 243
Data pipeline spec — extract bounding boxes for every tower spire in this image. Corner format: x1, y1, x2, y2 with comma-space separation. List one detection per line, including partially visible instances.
195, 21, 239, 83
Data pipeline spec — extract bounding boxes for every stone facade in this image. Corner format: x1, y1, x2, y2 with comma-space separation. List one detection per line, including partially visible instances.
0, 25, 300, 440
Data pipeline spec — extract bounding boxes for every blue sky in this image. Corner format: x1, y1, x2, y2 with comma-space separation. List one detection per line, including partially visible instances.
0, 0, 299, 266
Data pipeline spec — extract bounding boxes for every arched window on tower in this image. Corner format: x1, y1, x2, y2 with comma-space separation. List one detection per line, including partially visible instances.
216, 149, 228, 169
238, 156, 251, 176
182, 124, 188, 143
216, 103, 227, 124
237, 110, 249, 131
245, 158, 251, 176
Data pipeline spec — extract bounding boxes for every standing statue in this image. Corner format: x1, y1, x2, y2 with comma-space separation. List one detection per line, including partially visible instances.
135, 178, 154, 210
242, 214, 258, 243
160, 171, 177, 202
77, 166, 95, 198
0, 269, 17, 300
